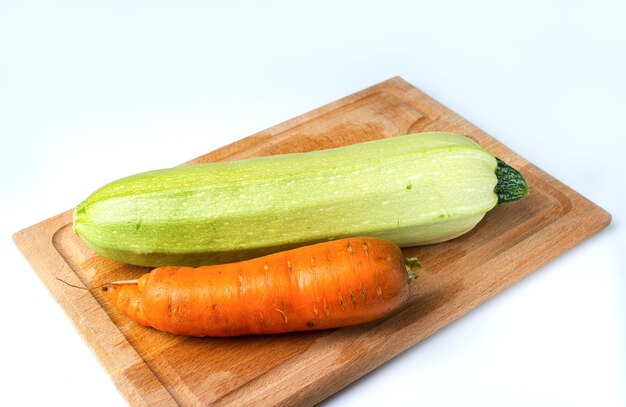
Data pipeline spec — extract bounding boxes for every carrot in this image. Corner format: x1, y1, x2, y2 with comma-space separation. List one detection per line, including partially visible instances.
106, 237, 419, 337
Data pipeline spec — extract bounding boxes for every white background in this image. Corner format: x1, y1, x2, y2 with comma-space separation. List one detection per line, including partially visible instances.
1, 1, 624, 406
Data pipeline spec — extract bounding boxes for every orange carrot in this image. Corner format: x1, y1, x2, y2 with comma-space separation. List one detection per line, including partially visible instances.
106, 237, 418, 337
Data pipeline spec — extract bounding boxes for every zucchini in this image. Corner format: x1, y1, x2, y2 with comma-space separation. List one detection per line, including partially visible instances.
73, 132, 528, 266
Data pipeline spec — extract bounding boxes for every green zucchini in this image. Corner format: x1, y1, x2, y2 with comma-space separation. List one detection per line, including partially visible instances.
73, 132, 528, 266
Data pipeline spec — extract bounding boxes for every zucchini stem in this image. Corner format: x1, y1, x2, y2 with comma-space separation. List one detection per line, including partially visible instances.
495, 158, 529, 205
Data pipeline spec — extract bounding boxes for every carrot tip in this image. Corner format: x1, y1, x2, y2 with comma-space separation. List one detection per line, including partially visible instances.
404, 257, 420, 281
55, 277, 88, 290
109, 279, 139, 285
56, 277, 139, 292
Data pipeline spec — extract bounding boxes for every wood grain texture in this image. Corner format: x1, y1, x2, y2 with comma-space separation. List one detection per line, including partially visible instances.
13, 77, 611, 406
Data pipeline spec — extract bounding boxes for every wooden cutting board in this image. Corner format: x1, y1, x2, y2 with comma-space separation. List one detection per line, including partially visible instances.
13, 77, 611, 406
